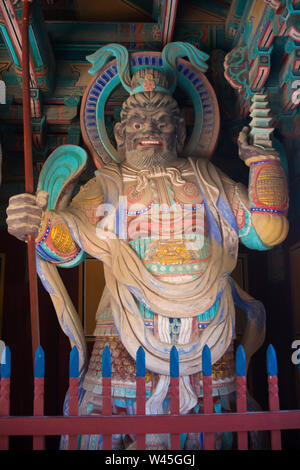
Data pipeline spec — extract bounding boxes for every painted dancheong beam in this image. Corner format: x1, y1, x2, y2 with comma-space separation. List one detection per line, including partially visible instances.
0, 0, 54, 92
158, 0, 178, 47
224, 0, 300, 117
0, 0, 39, 94
0, 0, 55, 148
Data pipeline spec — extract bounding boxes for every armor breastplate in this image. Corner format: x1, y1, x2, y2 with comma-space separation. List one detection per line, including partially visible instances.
119, 160, 214, 333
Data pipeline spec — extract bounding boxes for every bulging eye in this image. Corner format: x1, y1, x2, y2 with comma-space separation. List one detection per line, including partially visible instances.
133, 122, 142, 130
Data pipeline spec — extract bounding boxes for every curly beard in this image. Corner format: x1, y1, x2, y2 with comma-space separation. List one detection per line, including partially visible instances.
125, 148, 177, 169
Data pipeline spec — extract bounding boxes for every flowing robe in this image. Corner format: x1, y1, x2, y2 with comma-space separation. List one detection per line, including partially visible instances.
36, 157, 266, 448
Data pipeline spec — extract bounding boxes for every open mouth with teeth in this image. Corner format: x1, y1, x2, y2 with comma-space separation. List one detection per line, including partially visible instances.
139, 139, 163, 146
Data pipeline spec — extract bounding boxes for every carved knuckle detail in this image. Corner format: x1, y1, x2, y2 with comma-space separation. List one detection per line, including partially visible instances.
8, 193, 37, 206
7, 225, 27, 241
6, 205, 41, 218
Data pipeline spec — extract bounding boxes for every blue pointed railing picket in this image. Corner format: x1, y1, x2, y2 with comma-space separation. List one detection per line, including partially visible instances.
33, 346, 45, 450
266, 344, 281, 450
236, 344, 247, 449
0, 342, 300, 450
170, 345, 180, 449
68, 346, 79, 450
136, 346, 146, 449
202, 344, 214, 449
0, 346, 10, 450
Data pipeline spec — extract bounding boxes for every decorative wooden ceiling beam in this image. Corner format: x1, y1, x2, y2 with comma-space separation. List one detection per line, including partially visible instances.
121, 0, 153, 18
157, 0, 178, 47
189, 0, 230, 19
224, 0, 300, 122
0, 1, 54, 92
45, 22, 161, 59
225, 0, 248, 40
0, 0, 55, 148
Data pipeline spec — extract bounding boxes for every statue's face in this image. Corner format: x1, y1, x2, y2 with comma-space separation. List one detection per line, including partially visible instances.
114, 102, 185, 169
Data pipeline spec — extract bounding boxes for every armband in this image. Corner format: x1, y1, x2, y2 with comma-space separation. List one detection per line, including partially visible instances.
35, 210, 82, 265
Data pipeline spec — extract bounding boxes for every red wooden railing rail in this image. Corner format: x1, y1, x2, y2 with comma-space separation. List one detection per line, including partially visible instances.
0, 344, 299, 450
0, 411, 300, 443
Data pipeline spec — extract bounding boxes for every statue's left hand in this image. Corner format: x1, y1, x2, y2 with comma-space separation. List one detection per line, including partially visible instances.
238, 126, 280, 165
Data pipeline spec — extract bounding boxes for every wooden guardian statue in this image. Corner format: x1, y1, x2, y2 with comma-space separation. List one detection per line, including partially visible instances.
6, 42, 289, 450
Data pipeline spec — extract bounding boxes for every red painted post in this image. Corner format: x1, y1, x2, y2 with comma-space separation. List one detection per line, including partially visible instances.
21, 0, 41, 363
68, 377, 79, 450
33, 378, 45, 450
33, 346, 45, 450
203, 345, 214, 450
170, 346, 180, 450
68, 347, 79, 450
268, 376, 281, 450
267, 345, 281, 450
0, 347, 11, 450
0, 378, 10, 450
236, 379, 247, 449
136, 347, 146, 450
203, 376, 214, 450
170, 377, 180, 449
136, 377, 146, 449
102, 377, 112, 450
236, 345, 248, 450
102, 346, 112, 450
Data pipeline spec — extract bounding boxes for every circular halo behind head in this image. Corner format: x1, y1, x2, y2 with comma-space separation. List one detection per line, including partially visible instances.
80, 47, 220, 168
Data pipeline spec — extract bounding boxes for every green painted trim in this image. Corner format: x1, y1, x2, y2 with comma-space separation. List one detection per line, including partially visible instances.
29, 25, 43, 68
0, 25, 19, 67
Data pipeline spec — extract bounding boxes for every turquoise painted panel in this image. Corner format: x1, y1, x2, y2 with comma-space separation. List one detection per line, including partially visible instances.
29, 25, 43, 68
0, 25, 20, 67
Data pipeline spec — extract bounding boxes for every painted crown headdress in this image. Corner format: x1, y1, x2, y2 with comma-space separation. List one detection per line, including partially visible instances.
129, 68, 171, 96
80, 42, 220, 167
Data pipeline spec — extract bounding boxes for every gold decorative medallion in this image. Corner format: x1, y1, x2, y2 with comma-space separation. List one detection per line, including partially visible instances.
152, 241, 192, 265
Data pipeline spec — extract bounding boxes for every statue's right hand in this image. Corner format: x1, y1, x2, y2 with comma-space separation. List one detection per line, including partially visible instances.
6, 191, 49, 242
